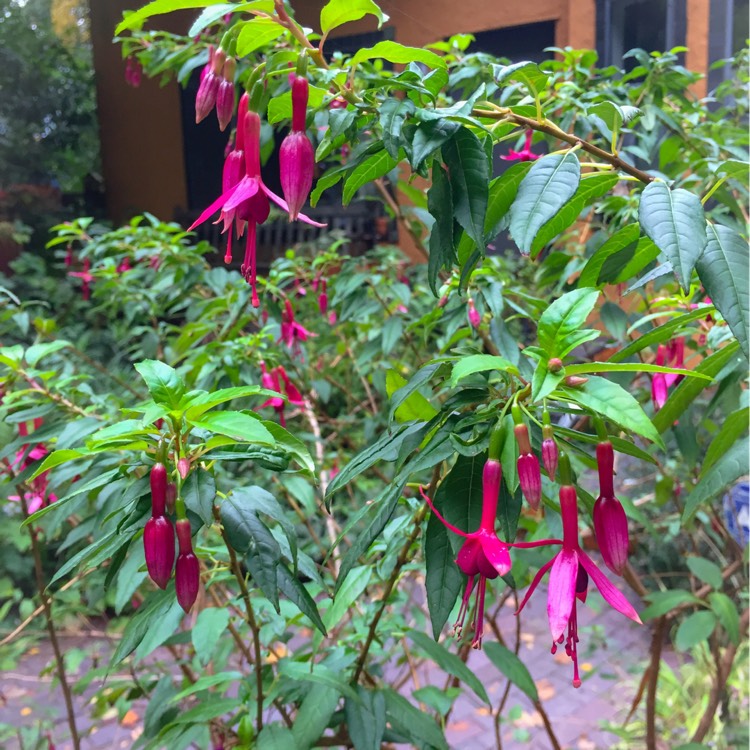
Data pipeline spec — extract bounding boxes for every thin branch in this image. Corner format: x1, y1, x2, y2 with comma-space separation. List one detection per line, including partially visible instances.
646, 616, 667, 750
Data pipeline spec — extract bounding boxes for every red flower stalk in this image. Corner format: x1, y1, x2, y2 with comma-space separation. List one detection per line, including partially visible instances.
279, 75, 315, 221
420, 458, 511, 649
467, 298, 480, 329
175, 519, 199, 612
592, 441, 629, 576
514, 457, 641, 687
515, 423, 542, 510
501, 130, 540, 162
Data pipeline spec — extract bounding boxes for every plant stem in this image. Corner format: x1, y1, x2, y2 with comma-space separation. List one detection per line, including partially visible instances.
19, 490, 81, 750
645, 616, 667, 750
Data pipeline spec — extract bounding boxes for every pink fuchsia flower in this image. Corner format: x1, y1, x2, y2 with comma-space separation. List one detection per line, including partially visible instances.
501, 130, 540, 162
420, 457, 512, 649
68, 258, 94, 300
467, 298, 480, 329
175, 519, 199, 612
280, 76, 315, 221
514, 422, 542, 510
514, 456, 641, 687
279, 299, 315, 356
541, 423, 558, 480
592, 441, 629, 576
117, 257, 132, 274
651, 339, 685, 410
259, 361, 304, 427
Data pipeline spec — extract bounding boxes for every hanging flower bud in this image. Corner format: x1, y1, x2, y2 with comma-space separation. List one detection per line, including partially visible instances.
144, 515, 175, 589
318, 279, 328, 315
541, 411, 558, 479
195, 47, 225, 124
175, 519, 199, 612
177, 457, 190, 480
593, 441, 629, 575
215, 58, 236, 131
468, 298, 480, 329
514, 421, 542, 510
279, 76, 315, 221
150, 462, 168, 517
165, 482, 177, 514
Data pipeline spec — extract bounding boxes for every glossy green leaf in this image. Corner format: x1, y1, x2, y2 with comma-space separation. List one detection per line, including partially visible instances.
320, 0, 385, 34
537, 288, 599, 359
292, 686, 340, 749
380, 98, 415, 159
387, 364, 440, 423
703, 407, 749, 471
682, 436, 749, 522
192, 608, 230, 665
188, 1, 273, 36
674, 611, 716, 651
345, 687, 386, 750
386, 370, 437, 422
182, 469, 216, 526
342, 149, 398, 205
189, 411, 275, 445
558, 375, 664, 447
382, 689, 448, 750
135, 360, 186, 409
509, 152, 581, 255
410, 631, 490, 704
578, 224, 641, 288
483, 642, 538, 701
696, 223, 750, 359
27, 449, 85, 481
276, 561, 326, 634
443, 128, 489, 252
450, 354, 515, 386
493, 61, 549, 96
708, 592, 740, 645
255, 725, 297, 750
639, 181, 707, 291
235, 17, 286, 57
424, 509, 463, 639
116, 0, 226, 34
427, 162, 455, 294
350, 41, 445, 69
411, 119, 460, 170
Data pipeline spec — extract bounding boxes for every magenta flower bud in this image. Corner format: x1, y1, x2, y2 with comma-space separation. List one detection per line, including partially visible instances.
150, 462, 168, 517
144, 515, 175, 589
541, 425, 558, 479
175, 519, 199, 612
216, 79, 235, 131
177, 457, 190, 480
318, 291, 328, 315
468, 298, 480, 329
280, 131, 314, 222
290, 75, 308, 133
517, 453, 542, 510
165, 482, 177, 514
593, 495, 629, 576
195, 69, 219, 123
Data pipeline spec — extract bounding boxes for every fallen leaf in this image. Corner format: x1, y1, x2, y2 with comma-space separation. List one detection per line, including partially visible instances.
581, 662, 593, 673
535, 678, 556, 701
20, 707, 32, 717
514, 710, 543, 729
121, 710, 139, 727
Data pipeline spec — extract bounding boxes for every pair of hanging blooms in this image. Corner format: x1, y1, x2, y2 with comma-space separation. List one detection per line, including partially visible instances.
189, 66, 323, 308
143, 449, 199, 612
422, 412, 639, 686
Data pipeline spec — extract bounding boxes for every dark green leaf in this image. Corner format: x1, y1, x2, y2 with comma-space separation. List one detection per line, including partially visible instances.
343, 149, 398, 206
276, 561, 327, 635
411, 120, 460, 170
345, 687, 386, 750
703, 407, 749, 471
380, 98, 415, 159
640, 590, 703, 620
182, 469, 216, 526
424, 511, 463, 639
578, 224, 641, 288
674, 611, 716, 651
483, 642, 538, 701
427, 162, 455, 294
493, 61, 549, 96
382, 688, 448, 750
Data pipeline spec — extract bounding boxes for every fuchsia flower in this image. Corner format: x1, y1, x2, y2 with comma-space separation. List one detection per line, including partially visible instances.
280, 76, 315, 221
8, 433, 56, 515
501, 130, 540, 162
467, 298, 480, 329
317, 278, 328, 316
651, 339, 685, 410
175, 518, 200, 612
259, 361, 304, 427
189, 97, 324, 307
514, 455, 641, 687
514, 421, 542, 510
421, 457, 512, 649
592, 441, 629, 576
216, 58, 236, 131
68, 258, 94, 300
541, 425, 558, 480
125, 55, 143, 87
195, 46, 225, 123
279, 299, 315, 356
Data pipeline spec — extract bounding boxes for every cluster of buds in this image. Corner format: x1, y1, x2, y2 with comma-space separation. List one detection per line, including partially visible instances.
259, 361, 304, 426
195, 46, 236, 128
124, 55, 143, 87
513, 406, 542, 510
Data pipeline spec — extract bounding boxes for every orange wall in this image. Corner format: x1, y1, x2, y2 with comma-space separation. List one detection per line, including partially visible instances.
89, 0, 189, 223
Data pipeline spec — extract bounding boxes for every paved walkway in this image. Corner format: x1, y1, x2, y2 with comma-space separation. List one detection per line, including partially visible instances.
0, 565, 647, 750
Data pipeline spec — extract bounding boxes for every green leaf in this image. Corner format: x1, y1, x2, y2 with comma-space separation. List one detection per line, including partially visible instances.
696, 223, 750, 359
682, 436, 749, 522
493, 61, 549, 96
411, 119, 460, 171
638, 181, 707, 291
558, 376, 664, 447
342, 149, 398, 205
427, 163, 455, 294
183, 385, 272, 419
292, 686, 340, 749
278, 661, 358, 701
537, 288, 600, 359
708, 592, 740, 645
189, 411, 275, 445
134, 360, 186, 410
276, 562, 327, 635
450, 354, 515, 386
564, 362, 710, 381
578, 224, 641, 288
653, 342, 740, 433
409, 631, 489, 704
509, 152, 581, 256
588, 101, 641, 133
424, 510, 463, 639
115, 0, 226, 34
27, 449, 85, 481
310, 163, 348, 206
191, 608, 230, 665
703, 407, 749, 471
25, 340, 71, 367
350, 41, 446, 70
320, 0, 384, 34
610, 306, 717, 363
345, 687, 386, 750
686, 557, 723, 589
380, 98, 415, 159
640, 590, 703, 620
715, 159, 749, 181
387, 364, 440, 423
443, 128, 489, 252
170, 671, 244, 702
235, 17, 286, 57
255, 725, 297, 750
326, 566, 371, 631
382, 688, 448, 750
530, 174, 620, 257
483, 642, 538, 702
438, 454, 484, 552
674, 611, 717, 651
182, 469, 216, 526
262, 421, 315, 475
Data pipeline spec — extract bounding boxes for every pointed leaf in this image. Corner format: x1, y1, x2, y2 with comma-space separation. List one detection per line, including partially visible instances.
424, 511, 463, 639
320, 0, 385, 34
537, 288, 600, 359
345, 687, 386, 750
427, 162, 455, 294
483, 642, 539, 702
674, 611, 717, 651
235, 17, 285, 56
350, 41, 445, 70
135, 360, 186, 409
343, 149, 398, 205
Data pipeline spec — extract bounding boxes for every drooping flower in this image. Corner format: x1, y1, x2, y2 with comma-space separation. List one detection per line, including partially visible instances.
259, 361, 304, 426
514, 455, 641, 687
501, 130, 540, 162
144, 514, 175, 589
651, 339, 685, 410
514, 420, 542, 510
421, 457, 512, 649
592, 441, 629, 576
279, 299, 315, 356
68, 258, 94, 300
125, 55, 143, 87
175, 519, 199, 612
280, 75, 315, 221
541, 422, 558, 480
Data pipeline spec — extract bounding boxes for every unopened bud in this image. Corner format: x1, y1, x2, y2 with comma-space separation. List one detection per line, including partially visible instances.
468, 298, 480, 329
593, 495, 629, 575
144, 515, 175, 589
178, 457, 190, 480
150, 463, 168, 517
564, 375, 588, 388
517, 453, 542, 510
175, 519, 199, 612
548, 357, 563, 373
165, 482, 177, 514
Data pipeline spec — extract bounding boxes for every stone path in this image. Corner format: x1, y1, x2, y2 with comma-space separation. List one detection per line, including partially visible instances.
0, 564, 648, 750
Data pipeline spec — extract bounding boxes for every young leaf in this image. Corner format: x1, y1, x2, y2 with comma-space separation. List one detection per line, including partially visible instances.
450, 354, 515, 386
493, 61, 549, 96
674, 611, 717, 651
320, 0, 385, 35
708, 592, 740, 645
116, 0, 228, 34
189, 411, 275, 445
135, 360, 186, 409
350, 41, 446, 70
235, 17, 286, 56
509, 152, 581, 255
537, 288, 599, 359
638, 181, 708, 291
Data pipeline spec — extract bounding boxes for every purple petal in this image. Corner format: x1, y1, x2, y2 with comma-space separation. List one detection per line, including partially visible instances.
260, 184, 328, 227
547, 548, 578, 640
188, 185, 239, 230
223, 177, 260, 211
579, 550, 642, 624
479, 531, 511, 576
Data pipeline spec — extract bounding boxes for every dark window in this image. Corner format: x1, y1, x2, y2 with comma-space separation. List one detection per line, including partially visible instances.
707, 0, 749, 93
468, 21, 556, 62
